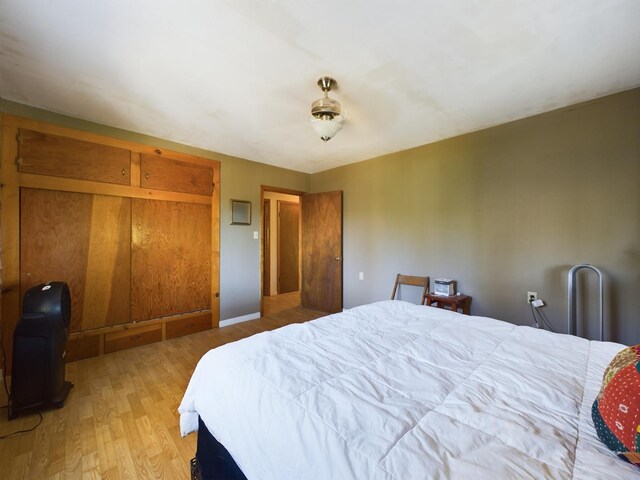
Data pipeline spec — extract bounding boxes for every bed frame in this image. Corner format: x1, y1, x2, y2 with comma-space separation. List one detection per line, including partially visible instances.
191, 416, 247, 480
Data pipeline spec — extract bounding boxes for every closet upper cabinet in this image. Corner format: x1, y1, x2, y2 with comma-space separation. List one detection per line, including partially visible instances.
140, 154, 213, 196
17, 129, 131, 185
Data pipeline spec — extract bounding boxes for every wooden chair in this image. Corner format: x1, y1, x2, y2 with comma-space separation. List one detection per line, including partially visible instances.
390, 274, 430, 305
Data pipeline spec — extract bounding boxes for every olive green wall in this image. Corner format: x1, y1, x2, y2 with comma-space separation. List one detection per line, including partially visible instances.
310, 88, 640, 345
218, 159, 306, 318
4, 89, 638, 343
0, 99, 309, 320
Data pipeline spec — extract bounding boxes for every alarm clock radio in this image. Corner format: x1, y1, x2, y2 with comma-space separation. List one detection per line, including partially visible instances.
433, 278, 456, 296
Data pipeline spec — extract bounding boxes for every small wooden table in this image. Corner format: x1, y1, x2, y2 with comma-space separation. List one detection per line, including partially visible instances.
424, 293, 472, 315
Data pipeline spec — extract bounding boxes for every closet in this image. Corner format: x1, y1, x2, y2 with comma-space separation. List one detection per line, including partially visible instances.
1, 115, 220, 371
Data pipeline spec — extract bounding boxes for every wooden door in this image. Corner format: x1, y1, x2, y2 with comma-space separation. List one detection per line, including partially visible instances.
17, 129, 131, 185
262, 199, 271, 296
278, 201, 300, 294
301, 191, 342, 312
20, 188, 131, 332
140, 154, 214, 195
131, 198, 211, 321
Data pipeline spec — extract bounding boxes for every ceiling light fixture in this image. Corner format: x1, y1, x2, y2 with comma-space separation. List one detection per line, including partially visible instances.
310, 76, 344, 142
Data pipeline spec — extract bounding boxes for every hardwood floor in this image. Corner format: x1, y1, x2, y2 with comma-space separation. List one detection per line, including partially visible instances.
0, 306, 325, 479
262, 290, 300, 316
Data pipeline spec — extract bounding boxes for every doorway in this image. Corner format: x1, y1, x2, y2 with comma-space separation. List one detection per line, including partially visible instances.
260, 186, 344, 317
261, 187, 302, 316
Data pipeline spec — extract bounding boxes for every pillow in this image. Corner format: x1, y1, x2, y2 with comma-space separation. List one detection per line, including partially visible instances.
592, 344, 640, 466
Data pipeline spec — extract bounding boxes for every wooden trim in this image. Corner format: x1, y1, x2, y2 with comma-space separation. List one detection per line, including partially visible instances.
18, 172, 212, 205
299, 199, 302, 286
261, 184, 305, 196
211, 162, 220, 328
1, 124, 21, 373
276, 200, 280, 294
130, 151, 141, 188
262, 199, 271, 297
259, 192, 265, 316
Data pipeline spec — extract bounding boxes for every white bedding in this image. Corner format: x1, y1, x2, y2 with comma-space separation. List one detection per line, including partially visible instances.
179, 300, 639, 479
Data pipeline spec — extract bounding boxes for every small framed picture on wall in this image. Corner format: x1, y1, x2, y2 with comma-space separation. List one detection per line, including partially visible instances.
230, 199, 251, 225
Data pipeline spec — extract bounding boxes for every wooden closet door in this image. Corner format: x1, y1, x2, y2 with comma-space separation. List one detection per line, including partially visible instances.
140, 154, 213, 195
17, 129, 131, 185
20, 188, 131, 332
131, 199, 211, 321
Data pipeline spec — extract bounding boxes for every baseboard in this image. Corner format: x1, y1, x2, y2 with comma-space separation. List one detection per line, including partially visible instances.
219, 312, 260, 328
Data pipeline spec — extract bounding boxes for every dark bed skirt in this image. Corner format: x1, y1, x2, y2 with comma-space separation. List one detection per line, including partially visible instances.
192, 416, 247, 480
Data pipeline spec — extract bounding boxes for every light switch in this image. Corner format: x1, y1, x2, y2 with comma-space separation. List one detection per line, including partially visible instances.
359, 272, 364, 280
253, 231, 259, 239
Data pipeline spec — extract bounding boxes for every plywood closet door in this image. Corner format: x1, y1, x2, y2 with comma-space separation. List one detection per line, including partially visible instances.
140, 154, 213, 195
131, 199, 211, 321
17, 129, 131, 185
20, 188, 131, 332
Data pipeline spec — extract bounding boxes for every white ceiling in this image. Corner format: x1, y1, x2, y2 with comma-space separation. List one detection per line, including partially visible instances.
1, 1, 639, 173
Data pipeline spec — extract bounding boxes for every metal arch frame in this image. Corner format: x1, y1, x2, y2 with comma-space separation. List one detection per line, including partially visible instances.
567, 263, 605, 341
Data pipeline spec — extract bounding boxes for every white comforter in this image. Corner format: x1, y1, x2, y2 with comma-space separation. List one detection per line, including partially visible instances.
179, 300, 639, 479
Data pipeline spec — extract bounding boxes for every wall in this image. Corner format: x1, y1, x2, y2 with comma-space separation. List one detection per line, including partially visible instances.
263, 191, 300, 295
0, 99, 309, 321
310, 88, 640, 345
3, 89, 638, 343
217, 163, 305, 318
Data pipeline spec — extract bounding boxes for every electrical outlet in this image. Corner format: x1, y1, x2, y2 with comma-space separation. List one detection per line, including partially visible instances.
527, 291, 538, 303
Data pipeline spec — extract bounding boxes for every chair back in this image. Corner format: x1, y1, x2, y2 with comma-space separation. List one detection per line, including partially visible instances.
391, 274, 430, 305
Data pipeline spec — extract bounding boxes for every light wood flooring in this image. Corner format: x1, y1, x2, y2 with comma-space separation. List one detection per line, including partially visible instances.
0, 305, 325, 479
262, 290, 300, 317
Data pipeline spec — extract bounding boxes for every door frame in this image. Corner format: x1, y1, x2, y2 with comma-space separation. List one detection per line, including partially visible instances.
259, 185, 304, 316
262, 198, 271, 296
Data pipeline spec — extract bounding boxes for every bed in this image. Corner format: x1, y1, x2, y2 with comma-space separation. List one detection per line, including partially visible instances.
179, 300, 639, 479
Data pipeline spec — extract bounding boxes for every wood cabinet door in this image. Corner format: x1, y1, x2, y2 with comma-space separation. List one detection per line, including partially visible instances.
278, 201, 300, 294
301, 191, 343, 313
17, 129, 131, 185
140, 154, 214, 196
131, 199, 212, 321
20, 188, 131, 332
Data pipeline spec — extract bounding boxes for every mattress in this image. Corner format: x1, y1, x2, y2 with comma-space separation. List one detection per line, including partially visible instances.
179, 300, 639, 479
